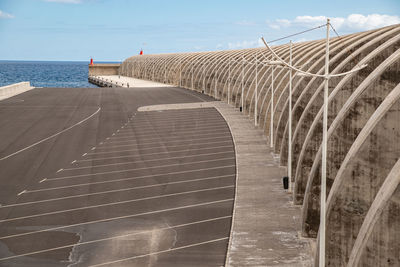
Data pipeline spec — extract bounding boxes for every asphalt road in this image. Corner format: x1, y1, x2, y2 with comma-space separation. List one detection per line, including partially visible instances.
0, 86, 235, 266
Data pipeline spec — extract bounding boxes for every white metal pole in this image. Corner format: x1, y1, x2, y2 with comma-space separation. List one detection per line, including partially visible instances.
191, 61, 194, 90
241, 56, 244, 112
288, 41, 293, 193
164, 59, 167, 83
270, 66, 275, 148
320, 18, 330, 267
214, 69, 218, 99
179, 58, 182, 87
152, 60, 155, 81
228, 58, 231, 104
203, 64, 205, 93
255, 53, 258, 126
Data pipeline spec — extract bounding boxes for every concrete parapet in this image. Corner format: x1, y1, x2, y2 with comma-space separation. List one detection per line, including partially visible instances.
0, 82, 34, 101
88, 63, 120, 76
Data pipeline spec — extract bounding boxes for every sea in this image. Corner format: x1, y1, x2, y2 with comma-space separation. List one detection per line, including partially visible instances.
0, 61, 119, 88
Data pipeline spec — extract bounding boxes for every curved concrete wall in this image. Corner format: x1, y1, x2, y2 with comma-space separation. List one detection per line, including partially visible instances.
120, 24, 400, 266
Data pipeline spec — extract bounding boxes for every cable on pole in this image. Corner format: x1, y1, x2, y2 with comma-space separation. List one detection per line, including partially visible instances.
267, 24, 326, 43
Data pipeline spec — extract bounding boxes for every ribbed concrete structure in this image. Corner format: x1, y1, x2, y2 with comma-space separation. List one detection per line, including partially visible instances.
120, 24, 400, 266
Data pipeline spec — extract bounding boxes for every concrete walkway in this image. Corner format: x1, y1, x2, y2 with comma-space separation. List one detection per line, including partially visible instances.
95, 75, 173, 88
137, 100, 313, 266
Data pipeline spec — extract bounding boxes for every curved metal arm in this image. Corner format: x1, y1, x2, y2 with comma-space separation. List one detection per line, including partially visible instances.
260, 37, 367, 78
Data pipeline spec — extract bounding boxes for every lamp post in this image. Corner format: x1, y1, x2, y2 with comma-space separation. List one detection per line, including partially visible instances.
261, 18, 367, 267
241, 55, 244, 112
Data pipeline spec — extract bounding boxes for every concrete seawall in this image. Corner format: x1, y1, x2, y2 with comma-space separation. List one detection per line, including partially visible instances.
88, 63, 120, 76
0, 82, 34, 101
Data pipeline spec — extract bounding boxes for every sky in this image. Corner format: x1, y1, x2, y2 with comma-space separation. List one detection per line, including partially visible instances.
0, 0, 399, 61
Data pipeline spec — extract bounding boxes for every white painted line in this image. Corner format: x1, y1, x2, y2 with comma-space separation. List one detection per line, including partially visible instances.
116, 120, 227, 133
7, 166, 235, 200
116, 124, 228, 136
46, 157, 235, 181
62, 150, 234, 171
98, 135, 231, 149
112, 133, 115, 136
82, 153, 87, 157
1, 185, 234, 223
89, 237, 229, 267
71, 160, 77, 164
0, 216, 232, 262
17, 190, 26, 196
106, 137, 110, 140
91, 147, 96, 151
76, 145, 234, 163
86, 140, 233, 156
56, 169, 63, 173
103, 131, 229, 143
99, 142, 103, 145
0, 107, 101, 161
39, 178, 47, 183
0, 198, 234, 240
116, 130, 120, 133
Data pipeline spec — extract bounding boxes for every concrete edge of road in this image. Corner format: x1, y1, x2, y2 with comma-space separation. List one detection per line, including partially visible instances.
0, 82, 35, 101
137, 102, 218, 112
137, 101, 313, 266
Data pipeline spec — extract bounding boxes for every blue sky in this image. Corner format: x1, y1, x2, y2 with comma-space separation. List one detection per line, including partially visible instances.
0, 0, 399, 61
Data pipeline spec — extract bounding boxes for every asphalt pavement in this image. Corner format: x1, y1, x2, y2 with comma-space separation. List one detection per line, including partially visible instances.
0, 86, 235, 266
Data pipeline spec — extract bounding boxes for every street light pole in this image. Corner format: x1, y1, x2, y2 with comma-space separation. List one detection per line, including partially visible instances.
228, 58, 231, 104
270, 65, 275, 148
320, 18, 330, 267
191, 61, 194, 90
255, 53, 258, 126
241, 55, 244, 112
288, 40, 293, 193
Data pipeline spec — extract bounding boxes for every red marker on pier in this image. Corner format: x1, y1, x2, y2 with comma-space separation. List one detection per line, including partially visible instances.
90, 58, 94, 65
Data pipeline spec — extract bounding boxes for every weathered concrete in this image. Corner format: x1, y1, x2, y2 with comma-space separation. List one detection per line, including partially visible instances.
0, 82, 34, 101
88, 63, 120, 76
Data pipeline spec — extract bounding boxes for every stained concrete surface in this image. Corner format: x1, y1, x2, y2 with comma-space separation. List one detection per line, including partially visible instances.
0, 86, 235, 266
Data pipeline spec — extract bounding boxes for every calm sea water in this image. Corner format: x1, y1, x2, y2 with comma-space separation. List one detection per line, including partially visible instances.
0, 61, 117, 88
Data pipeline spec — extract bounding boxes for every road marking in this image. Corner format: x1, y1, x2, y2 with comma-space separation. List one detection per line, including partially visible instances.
82, 153, 87, 157
89, 237, 229, 267
39, 178, 47, 183
17, 190, 26, 196
86, 140, 233, 156
56, 168, 63, 173
116, 120, 227, 133
46, 157, 235, 181
23, 166, 235, 197
1, 185, 234, 223
106, 137, 110, 140
115, 125, 228, 137
0, 198, 234, 240
102, 131, 229, 142
71, 160, 77, 164
91, 147, 96, 150
99, 142, 103, 145
62, 150, 234, 171
0, 216, 232, 262
76, 145, 234, 163
96, 136, 231, 150
0, 107, 101, 161
2, 171, 235, 207
112, 133, 115, 136
27, 172, 236, 196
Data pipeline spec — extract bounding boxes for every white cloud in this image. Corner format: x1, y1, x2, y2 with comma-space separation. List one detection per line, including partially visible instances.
0, 10, 14, 19
228, 39, 264, 49
44, 0, 81, 3
268, 14, 400, 32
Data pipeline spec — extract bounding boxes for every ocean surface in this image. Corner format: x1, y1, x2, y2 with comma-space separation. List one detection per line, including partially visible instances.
0, 61, 118, 88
